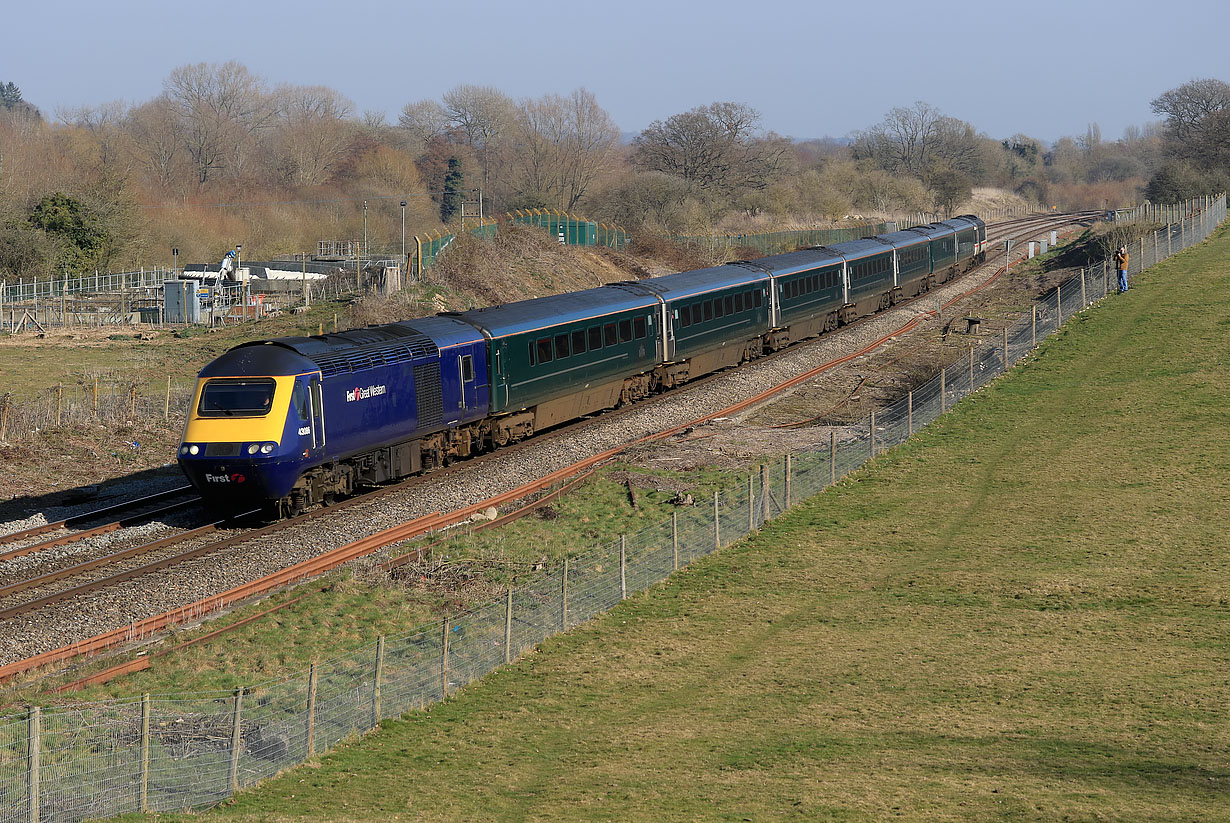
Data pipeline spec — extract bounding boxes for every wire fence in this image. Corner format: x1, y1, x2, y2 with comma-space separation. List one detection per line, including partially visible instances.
0, 194, 1224, 823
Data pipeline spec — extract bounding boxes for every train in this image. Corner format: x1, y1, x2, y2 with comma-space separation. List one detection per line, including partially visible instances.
178, 215, 987, 515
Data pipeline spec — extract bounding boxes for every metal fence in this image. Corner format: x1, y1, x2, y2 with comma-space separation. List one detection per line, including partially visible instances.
0, 194, 1224, 823
0, 269, 172, 306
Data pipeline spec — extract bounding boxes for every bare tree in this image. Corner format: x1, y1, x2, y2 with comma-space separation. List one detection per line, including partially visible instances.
441, 85, 515, 191
398, 99, 450, 153
854, 101, 983, 182
1151, 78, 1230, 169
268, 85, 355, 186
506, 89, 620, 210
632, 102, 787, 196
125, 97, 189, 192
163, 61, 275, 184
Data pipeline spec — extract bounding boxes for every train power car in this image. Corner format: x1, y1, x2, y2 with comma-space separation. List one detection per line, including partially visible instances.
179, 215, 986, 512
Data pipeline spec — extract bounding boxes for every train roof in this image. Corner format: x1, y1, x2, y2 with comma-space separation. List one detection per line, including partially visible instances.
208, 322, 443, 379
738, 247, 845, 277
876, 229, 933, 249
821, 237, 893, 261
456, 286, 658, 339
611, 264, 769, 302
938, 214, 983, 231
400, 315, 487, 350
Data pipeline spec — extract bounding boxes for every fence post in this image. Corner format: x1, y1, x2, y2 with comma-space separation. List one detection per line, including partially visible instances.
139, 693, 150, 812
671, 512, 679, 571
784, 453, 793, 509
747, 474, 755, 532
907, 391, 913, 436
1080, 266, 1087, 307
713, 491, 721, 550
306, 662, 317, 756
1032, 304, 1037, 347
561, 559, 569, 630
164, 376, 171, 421
869, 411, 876, 458
371, 635, 385, 729
968, 345, 974, 391
619, 535, 627, 599
1056, 283, 1062, 325
441, 617, 451, 697
1102, 260, 1108, 297
1003, 327, 1009, 368
504, 589, 513, 665
27, 706, 39, 823
1154, 230, 1159, 266
228, 688, 243, 793
760, 463, 770, 522
829, 430, 837, 485
940, 368, 947, 413
55, 385, 62, 427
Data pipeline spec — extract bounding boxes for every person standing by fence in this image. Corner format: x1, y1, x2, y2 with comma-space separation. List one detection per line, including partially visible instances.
1115, 246, 1130, 293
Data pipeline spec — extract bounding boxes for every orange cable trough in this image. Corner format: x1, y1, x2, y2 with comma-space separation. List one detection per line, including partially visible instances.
0, 223, 1080, 684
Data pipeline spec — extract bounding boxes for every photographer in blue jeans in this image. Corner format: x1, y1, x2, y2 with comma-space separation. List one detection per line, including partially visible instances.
1115, 246, 1130, 293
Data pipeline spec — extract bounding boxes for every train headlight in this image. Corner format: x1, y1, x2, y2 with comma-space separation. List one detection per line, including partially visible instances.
188, 444, 199, 455
247, 443, 260, 455
260, 442, 275, 454
179, 445, 188, 455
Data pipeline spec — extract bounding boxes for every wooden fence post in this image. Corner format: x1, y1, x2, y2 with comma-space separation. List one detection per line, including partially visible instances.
713, 491, 721, 550
560, 559, 569, 630
1056, 283, 1063, 325
940, 368, 947, 413
139, 694, 150, 812
55, 385, 62, 427
441, 617, 451, 697
869, 412, 876, 458
371, 636, 385, 729
228, 688, 243, 793
829, 430, 837, 485
27, 706, 39, 823
1032, 304, 1037, 347
504, 589, 513, 664
671, 512, 679, 571
1003, 327, 1009, 368
907, 391, 913, 436
306, 663, 317, 756
747, 474, 755, 532
619, 535, 627, 599
760, 463, 770, 522
164, 376, 171, 421
784, 453, 792, 509
968, 345, 974, 391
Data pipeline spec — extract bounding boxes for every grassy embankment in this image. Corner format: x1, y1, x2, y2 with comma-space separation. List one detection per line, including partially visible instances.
100, 224, 1230, 820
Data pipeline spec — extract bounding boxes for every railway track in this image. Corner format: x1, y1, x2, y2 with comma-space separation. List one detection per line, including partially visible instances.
0, 210, 1093, 678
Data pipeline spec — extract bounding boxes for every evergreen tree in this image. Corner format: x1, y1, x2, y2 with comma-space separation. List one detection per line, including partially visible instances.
0, 82, 22, 108
440, 157, 464, 223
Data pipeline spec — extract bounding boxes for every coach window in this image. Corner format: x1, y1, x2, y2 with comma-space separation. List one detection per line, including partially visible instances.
699, 301, 710, 322
722, 295, 732, 315
618, 319, 632, 342
572, 329, 587, 355
555, 333, 570, 360
679, 309, 690, 328
713, 298, 724, 319
634, 316, 647, 338
691, 304, 702, 325
589, 326, 603, 351
734, 293, 743, 313
753, 290, 763, 307
536, 338, 554, 364
604, 322, 618, 347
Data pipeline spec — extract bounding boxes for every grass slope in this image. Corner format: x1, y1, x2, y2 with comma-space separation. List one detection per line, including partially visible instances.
129, 227, 1230, 822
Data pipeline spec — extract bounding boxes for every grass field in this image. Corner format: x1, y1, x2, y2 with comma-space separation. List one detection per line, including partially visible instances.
116, 223, 1230, 822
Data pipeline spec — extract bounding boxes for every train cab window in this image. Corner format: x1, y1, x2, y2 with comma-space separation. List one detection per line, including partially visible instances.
618, 319, 632, 342
461, 354, 474, 382
198, 378, 276, 418
572, 329, 587, 355
589, 326, 603, 351
691, 304, 702, 325
292, 383, 309, 421
555, 333, 570, 359
634, 316, 647, 338
604, 322, 618, 347
753, 290, 763, 307
734, 293, 743, 313
536, 338, 554, 365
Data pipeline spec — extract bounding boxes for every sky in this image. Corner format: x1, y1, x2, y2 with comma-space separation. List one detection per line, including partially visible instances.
6, 0, 1230, 144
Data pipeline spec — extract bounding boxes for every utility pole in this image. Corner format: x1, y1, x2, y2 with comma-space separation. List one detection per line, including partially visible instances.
401, 200, 407, 265
363, 200, 368, 261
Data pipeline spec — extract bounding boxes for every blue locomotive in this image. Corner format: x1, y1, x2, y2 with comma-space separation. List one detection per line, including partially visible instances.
179, 216, 986, 514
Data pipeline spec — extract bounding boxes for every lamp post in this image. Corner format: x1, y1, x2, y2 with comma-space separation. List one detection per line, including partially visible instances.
363, 200, 368, 262
172, 247, 178, 277
400, 200, 407, 265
